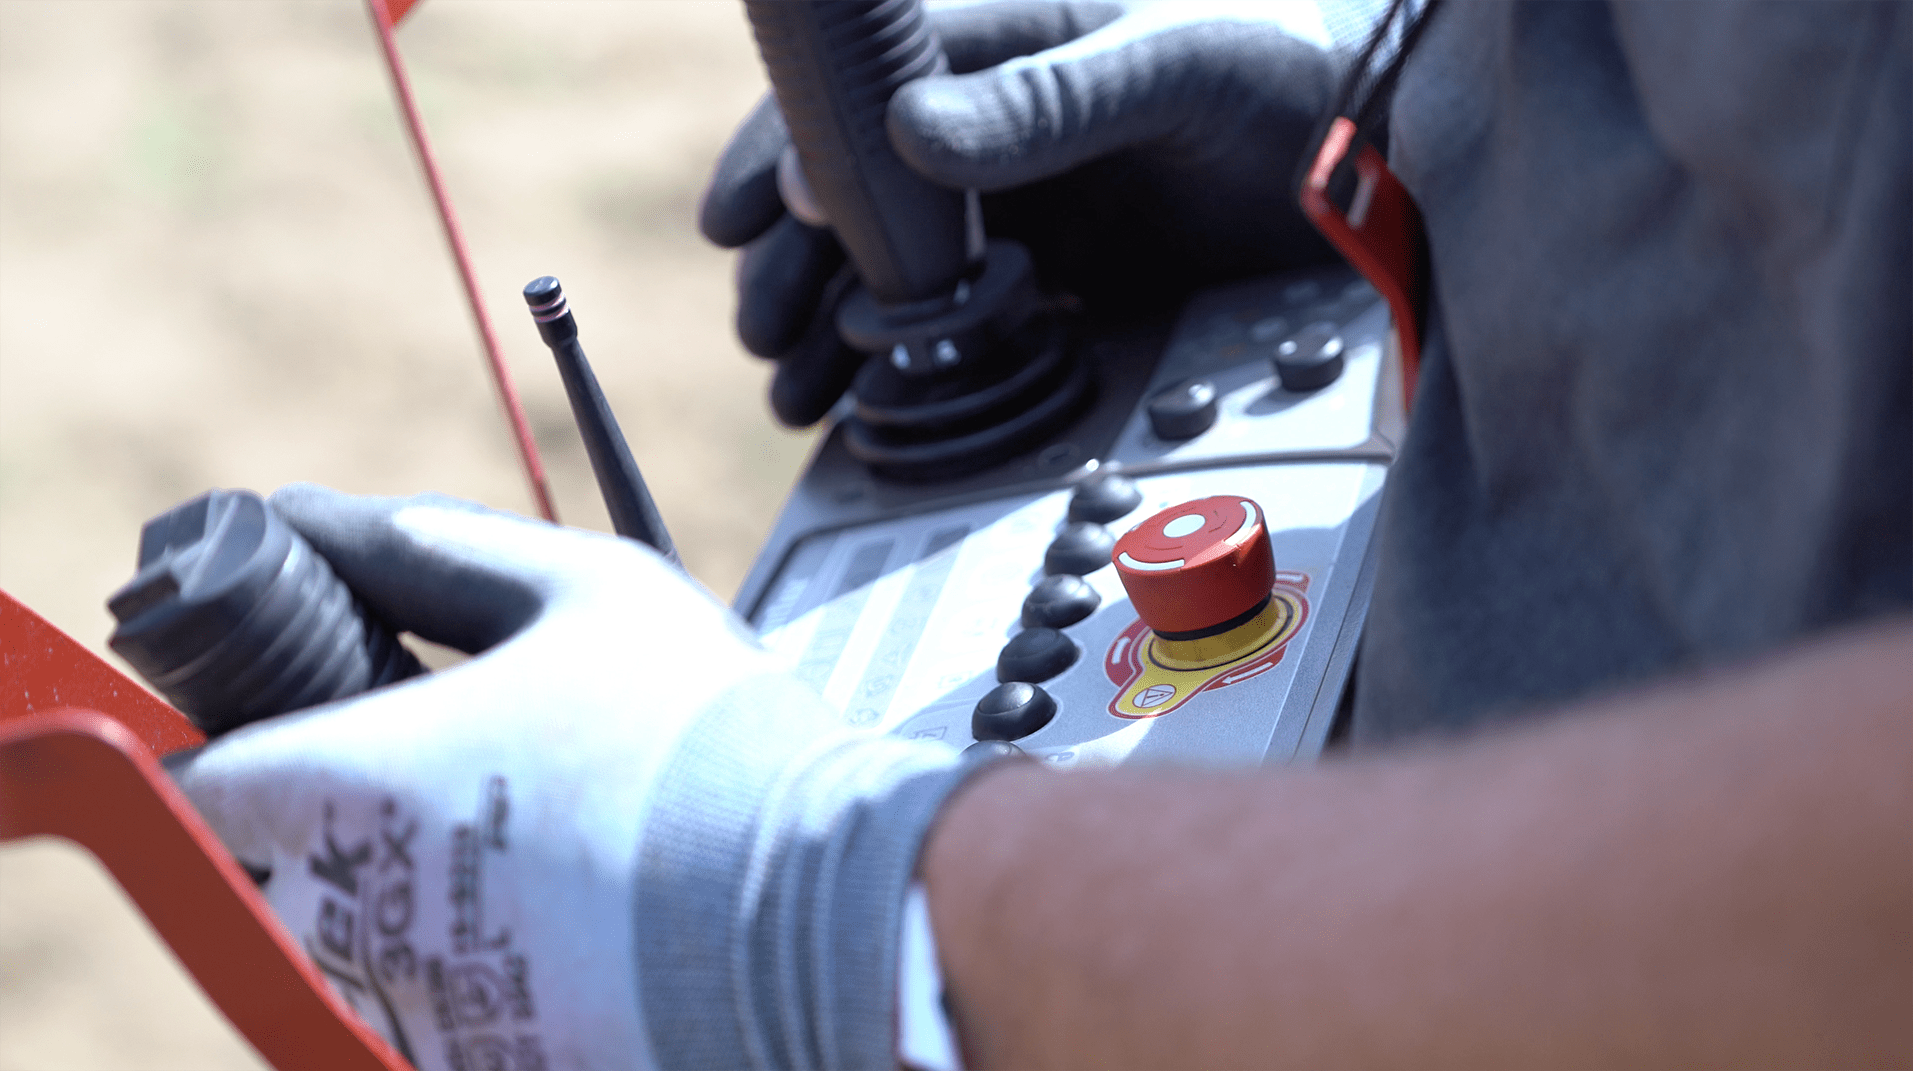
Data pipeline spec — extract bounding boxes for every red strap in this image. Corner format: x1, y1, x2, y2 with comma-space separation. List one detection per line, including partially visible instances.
1300, 116, 1428, 406
366, 0, 558, 523
375, 0, 423, 25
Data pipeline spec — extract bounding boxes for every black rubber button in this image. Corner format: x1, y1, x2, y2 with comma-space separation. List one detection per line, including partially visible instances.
1022, 573, 1101, 629
996, 627, 1079, 683
1146, 378, 1218, 440
963, 739, 1025, 760
1044, 522, 1115, 575
1273, 321, 1345, 392
1067, 471, 1143, 523
972, 682, 1058, 741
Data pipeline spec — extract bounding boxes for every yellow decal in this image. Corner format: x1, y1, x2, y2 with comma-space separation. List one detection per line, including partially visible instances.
1105, 583, 1309, 720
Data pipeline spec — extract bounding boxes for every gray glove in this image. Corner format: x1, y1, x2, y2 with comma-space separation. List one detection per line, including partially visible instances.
701, 0, 1345, 427
170, 485, 981, 1070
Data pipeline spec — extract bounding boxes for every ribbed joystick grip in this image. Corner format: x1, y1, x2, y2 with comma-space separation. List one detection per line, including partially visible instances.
745, 0, 970, 305
107, 489, 425, 736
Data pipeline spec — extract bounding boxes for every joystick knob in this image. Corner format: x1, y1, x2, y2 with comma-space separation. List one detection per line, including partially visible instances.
1113, 496, 1276, 638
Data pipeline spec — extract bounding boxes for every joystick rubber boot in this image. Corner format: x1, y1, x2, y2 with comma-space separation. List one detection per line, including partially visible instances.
1113, 496, 1276, 639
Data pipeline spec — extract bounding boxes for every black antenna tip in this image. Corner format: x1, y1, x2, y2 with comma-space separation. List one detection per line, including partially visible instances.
523, 275, 572, 328
523, 276, 562, 304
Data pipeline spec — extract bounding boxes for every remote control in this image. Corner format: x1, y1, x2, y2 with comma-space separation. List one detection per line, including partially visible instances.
737, 263, 1402, 767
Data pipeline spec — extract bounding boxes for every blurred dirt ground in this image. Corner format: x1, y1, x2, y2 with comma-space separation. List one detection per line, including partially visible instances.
0, 3, 801, 1066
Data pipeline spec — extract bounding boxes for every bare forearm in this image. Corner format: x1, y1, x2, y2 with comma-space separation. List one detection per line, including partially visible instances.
923, 619, 1913, 1069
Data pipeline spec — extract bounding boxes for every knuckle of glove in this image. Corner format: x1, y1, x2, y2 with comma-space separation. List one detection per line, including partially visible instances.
931, 0, 1126, 74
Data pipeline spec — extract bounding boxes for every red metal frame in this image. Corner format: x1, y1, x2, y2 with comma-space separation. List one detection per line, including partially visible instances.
0, 4, 554, 1065
1, 590, 409, 1070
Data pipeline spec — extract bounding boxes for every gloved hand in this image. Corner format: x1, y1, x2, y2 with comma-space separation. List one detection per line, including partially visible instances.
701, 0, 1349, 426
169, 485, 979, 1071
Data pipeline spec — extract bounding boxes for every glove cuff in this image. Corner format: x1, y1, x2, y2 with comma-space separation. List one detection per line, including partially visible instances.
634, 672, 983, 1069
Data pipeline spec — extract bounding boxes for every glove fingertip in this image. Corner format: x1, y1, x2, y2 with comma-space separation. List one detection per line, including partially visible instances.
770, 342, 863, 429
701, 94, 793, 248
266, 481, 345, 515
736, 218, 847, 358
699, 169, 785, 249
769, 268, 866, 428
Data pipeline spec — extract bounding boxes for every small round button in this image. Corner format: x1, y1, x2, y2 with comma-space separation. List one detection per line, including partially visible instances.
972, 682, 1058, 741
1067, 471, 1143, 524
963, 739, 1025, 760
1022, 573, 1101, 629
997, 627, 1079, 683
1146, 378, 1218, 441
1273, 321, 1345, 392
1249, 315, 1289, 342
1113, 495, 1277, 637
1044, 522, 1115, 575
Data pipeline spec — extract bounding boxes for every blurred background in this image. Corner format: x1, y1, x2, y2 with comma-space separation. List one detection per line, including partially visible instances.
0, 3, 800, 1066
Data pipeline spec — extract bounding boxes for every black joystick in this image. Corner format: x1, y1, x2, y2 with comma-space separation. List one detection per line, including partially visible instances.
107, 490, 425, 736
744, 1, 1090, 481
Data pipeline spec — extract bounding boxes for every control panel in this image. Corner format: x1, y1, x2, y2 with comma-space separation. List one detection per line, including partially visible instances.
736, 264, 1402, 768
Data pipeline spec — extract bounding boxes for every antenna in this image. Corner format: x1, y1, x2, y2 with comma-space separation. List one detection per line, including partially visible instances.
522, 277, 681, 566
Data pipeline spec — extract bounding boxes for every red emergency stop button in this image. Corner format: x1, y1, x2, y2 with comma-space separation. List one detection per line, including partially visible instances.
1113, 496, 1276, 638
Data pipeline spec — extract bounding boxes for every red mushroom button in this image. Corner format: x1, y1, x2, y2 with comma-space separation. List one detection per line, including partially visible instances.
1112, 495, 1276, 637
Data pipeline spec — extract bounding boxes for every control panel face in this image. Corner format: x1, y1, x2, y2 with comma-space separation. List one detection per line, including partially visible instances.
740, 265, 1397, 769
754, 462, 1383, 767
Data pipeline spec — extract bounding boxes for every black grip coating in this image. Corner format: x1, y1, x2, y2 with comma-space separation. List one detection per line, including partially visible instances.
745, 0, 970, 305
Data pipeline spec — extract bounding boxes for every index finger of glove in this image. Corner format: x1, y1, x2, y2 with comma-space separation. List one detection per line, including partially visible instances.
890, 10, 1333, 192
269, 484, 636, 654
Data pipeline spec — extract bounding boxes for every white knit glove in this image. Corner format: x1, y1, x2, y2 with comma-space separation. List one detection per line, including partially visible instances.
170, 485, 979, 1070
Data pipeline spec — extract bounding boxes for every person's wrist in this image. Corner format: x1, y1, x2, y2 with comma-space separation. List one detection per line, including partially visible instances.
898, 881, 963, 1071
898, 748, 1038, 1070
